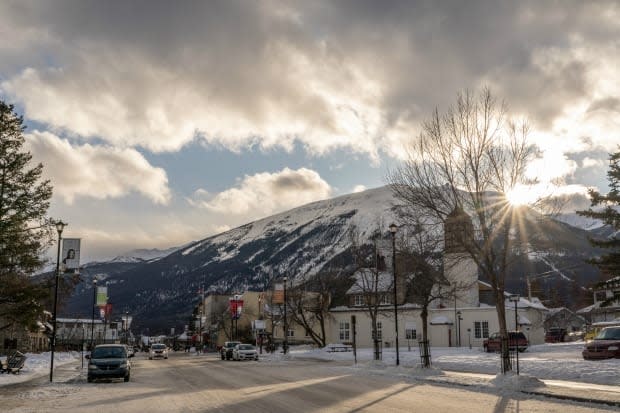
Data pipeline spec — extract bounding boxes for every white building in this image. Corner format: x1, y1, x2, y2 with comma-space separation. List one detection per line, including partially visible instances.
327, 207, 547, 349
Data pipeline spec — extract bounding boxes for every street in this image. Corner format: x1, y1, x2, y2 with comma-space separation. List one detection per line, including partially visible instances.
2, 352, 616, 413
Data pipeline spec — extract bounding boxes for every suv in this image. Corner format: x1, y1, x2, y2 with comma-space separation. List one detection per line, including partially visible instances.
87, 344, 133, 382
220, 341, 241, 360
483, 331, 528, 352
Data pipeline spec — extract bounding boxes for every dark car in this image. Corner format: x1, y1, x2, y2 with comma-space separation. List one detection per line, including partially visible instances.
483, 331, 529, 352
87, 344, 133, 382
220, 341, 241, 360
545, 328, 567, 343
582, 326, 620, 360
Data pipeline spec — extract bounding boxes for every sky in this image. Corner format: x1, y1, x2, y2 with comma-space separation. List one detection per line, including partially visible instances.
1, 1, 619, 262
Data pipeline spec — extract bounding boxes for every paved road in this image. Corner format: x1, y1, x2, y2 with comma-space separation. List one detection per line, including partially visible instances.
3, 352, 617, 413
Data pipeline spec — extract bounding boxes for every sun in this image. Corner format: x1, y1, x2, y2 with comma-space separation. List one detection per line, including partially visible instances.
505, 185, 532, 207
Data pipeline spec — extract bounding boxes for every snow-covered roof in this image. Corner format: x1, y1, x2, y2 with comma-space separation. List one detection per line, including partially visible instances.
56, 318, 103, 324
518, 315, 531, 325
346, 269, 393, 295
430, 315, 453, 325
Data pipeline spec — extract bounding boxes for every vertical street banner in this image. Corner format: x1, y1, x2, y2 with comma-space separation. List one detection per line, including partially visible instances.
61, 238, 81, 273
273, 283, 284, 304
229, 296, 244, 320
96, 286, 108, 306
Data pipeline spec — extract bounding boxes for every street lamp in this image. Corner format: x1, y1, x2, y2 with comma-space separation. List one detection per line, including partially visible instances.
456, 310, 462, 347
389, 223, 400, 366
509, 294, 520, 375
90, 279, 97, 350
283, 276, 288, 354
50, 220, 67, 382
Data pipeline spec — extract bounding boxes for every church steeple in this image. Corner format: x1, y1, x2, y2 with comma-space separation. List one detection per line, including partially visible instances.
444, 205, 474, 253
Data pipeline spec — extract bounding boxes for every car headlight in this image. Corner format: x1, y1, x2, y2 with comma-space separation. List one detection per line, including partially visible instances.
88, 364, 98, 370
608, 346, 619, 351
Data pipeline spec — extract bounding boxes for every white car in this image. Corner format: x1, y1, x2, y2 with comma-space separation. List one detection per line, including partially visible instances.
232, 344, 258, 361
149, 343, 168, 359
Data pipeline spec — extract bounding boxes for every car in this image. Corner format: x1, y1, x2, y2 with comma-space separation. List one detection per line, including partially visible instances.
124, 345, 135, 357
483, 331, 529, 352
86, 344, 133, 383
582, 326, 620, 360
545, 328, 567, 343
149, 343, 169, 359
232, 344, 259, 361
220, 341, 241, 360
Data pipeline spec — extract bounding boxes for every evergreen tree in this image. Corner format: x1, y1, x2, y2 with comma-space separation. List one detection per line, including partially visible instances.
0, 100, 54, 331
577, 150, 620, 275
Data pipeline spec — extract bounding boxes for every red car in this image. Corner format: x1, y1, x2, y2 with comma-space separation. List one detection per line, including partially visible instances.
483, 331, 529, 352
582, 326, 620, 360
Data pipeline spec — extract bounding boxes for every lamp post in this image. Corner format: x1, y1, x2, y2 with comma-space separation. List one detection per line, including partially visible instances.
389, 223, 399, 366
509, 294, 520, 375
50, 220, 67, 382
283, 276, 288, 354
456, 310, 462, 347
90, 279, 97, 350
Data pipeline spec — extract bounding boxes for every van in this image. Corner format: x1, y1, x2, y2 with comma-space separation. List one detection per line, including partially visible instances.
86, 344, 133, 382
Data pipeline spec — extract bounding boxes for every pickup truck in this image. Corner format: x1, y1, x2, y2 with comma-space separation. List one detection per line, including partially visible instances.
220, 341, 241, 360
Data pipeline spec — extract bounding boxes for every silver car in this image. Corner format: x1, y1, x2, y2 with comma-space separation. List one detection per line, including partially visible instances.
149, 343, 169, 359
232, 344, 258, 361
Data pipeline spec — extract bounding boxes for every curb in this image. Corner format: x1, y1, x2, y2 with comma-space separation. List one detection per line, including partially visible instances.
521, 389, 620, 408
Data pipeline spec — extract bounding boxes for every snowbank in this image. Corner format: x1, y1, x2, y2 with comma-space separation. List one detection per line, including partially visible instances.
0, 352, 78, 386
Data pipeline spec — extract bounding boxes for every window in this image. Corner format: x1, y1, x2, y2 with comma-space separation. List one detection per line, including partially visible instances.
287, 329, 295, 337
474, 321, 489, 339
354, 295, 365, 306
405, 328, 417, 340
339, 321, 350, 341
379, 295, 392, 305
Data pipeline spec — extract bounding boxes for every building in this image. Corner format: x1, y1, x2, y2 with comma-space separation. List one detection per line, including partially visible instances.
327, 207, 548, 350
55, 318, 119, 349
544, 307, 586, 332
577, 276, 620, 323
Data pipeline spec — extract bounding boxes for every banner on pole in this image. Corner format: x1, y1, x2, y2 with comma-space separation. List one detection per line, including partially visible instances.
96, 286, 108, 306
273, 283, 284, 304
229, 297, 244, 320
61, 238, 81, 273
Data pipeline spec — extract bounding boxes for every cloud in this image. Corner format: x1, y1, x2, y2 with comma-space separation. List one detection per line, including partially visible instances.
1, 1, 619, 164
352, 185, 367, 193
26, 131, 171, 204
188, 167, 332, 217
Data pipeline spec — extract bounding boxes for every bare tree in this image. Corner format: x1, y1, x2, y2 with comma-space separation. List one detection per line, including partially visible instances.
388, 88, 540, 372
348, 224, 395, 360
286, 270, 335, 348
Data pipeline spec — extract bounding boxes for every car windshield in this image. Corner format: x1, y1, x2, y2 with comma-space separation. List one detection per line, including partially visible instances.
152, 344, 166, 349
238, 345, 254, 350
595, 328, 620, 340
92, 347, 126, 359
226, 342, 240, 348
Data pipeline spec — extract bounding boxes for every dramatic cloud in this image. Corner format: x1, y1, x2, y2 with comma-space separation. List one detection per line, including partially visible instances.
188, 167, 332, 217
2, 1, 619, 162
26, 132, 171, 204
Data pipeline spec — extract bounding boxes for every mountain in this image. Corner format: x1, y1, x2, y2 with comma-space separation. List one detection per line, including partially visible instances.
61, 186, 605, 334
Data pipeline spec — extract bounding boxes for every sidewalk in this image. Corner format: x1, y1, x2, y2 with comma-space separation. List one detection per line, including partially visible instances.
429, 371, 620, 408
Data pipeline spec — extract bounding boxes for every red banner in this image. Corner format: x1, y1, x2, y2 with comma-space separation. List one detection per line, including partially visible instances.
230, 298, 244, 320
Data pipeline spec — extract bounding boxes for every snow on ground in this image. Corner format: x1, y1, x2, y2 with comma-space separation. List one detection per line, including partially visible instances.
0, 351, 78, 386
263, 341, 620, 387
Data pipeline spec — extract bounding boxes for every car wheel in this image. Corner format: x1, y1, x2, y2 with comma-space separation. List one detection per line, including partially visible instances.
221, 355, 225, 360
124, 373, 130, 382
165, 356, 168, 359
87, 376, 93, 383
149, 357, 152, 360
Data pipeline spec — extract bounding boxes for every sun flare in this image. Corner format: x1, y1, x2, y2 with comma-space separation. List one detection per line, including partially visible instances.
506, 185, 533, 207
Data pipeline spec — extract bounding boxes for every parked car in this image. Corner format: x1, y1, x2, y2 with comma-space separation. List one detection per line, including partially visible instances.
545, 328, 567, 343
483, 331, 529, 352
86, 344, 133, 382
582, 326, 620, 360
149, 343, 169, 360
232, 344, 259, 361
220, 341, 241, 360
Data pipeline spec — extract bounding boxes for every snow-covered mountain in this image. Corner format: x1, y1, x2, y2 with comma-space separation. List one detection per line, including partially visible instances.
63, 186, 606, 334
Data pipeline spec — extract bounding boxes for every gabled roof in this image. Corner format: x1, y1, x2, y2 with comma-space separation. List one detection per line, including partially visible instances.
346, 269, 394, 295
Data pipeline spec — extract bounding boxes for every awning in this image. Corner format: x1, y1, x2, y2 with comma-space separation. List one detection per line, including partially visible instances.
430, 316, 453, 325
518, 315, 532, 325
